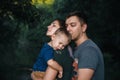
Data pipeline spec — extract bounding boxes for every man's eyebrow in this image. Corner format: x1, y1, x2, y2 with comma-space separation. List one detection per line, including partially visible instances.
71, 21, 76, 23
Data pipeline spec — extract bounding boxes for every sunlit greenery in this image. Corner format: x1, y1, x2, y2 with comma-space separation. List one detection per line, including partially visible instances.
31, 0, 55, 8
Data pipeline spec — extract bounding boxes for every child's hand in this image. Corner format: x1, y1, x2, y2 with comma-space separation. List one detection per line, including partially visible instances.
58, 70, 63, 78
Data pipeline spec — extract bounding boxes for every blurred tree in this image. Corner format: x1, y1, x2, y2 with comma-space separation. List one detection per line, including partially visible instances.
0, 0, 54, 67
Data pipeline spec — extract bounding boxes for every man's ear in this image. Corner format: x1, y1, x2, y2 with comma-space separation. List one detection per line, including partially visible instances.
82, 24, 87, 32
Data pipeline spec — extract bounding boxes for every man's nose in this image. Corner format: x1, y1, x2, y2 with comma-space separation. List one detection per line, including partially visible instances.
66, 26, 71, 32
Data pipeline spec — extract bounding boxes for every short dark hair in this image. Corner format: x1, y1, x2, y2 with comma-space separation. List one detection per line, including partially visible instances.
66, 11, 88, 25
54, 28, 72, 43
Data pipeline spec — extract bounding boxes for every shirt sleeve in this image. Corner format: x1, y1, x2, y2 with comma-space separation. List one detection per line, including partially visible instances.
78, 47, 99, 70
43, 47, 54, 62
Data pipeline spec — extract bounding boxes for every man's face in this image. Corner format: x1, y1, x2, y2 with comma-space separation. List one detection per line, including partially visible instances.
66, 16, 84, 41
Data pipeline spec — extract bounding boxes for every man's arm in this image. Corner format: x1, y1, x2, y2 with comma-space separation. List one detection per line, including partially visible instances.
77, 68, 94, 80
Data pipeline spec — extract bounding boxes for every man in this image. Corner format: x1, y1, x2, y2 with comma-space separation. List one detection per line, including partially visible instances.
65, 11, 104, 80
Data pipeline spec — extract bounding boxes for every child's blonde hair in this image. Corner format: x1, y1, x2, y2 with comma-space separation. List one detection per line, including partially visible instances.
54, 28, 72, 43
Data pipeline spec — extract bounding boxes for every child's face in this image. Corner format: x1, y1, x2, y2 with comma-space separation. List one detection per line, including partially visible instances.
46, 20, 60, 37
51, 34, 69, 50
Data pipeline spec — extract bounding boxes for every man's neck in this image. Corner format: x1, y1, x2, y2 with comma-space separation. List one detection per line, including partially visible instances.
75, 34, 88, 46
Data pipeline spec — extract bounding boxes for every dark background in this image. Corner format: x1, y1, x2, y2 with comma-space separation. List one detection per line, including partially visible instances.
0, 0, 120, 80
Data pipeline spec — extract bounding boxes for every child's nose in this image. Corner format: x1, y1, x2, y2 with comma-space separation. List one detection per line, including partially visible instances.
59, 45, 64, 50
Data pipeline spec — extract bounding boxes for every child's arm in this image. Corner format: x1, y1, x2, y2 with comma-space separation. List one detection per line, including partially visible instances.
47, 59, 63, 78
43, 67, 58, 80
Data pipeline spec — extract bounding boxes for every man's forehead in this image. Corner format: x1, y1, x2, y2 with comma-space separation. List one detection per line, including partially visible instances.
66, 16, 79, 23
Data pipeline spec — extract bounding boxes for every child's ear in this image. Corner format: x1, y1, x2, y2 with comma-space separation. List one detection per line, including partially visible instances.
51, 34, 55, 40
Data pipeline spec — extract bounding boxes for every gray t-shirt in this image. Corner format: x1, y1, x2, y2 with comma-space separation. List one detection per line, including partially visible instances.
74, 39, 104, 80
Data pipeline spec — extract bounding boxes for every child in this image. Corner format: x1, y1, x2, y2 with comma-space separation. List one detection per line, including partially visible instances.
31, 28, 71, 80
